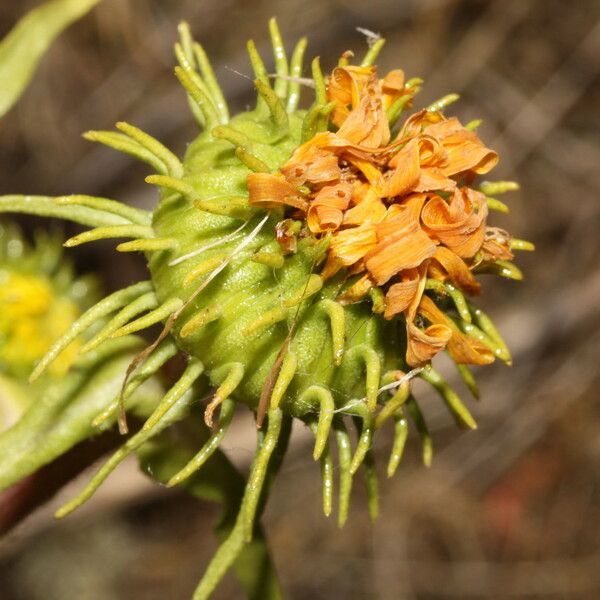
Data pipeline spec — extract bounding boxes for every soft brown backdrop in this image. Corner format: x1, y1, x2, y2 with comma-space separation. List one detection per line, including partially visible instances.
1, 0, 599, 598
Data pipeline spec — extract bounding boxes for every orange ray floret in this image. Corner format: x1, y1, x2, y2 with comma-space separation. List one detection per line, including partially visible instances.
280, 144, 341, 187
328, 66, 416, 129
343, 183, 387, 226
400, 266, 453, 366
399, 109, 445, 138
365, 228, 435, 286
428, 246, 481, 294
383, 268, 421, 320
398, 110, 498, 177
307, 182, 353, 233
246, 57, 511, 372
422, 116, 499, 176
421, 187, 488, 258
366, 198, 436, 285
336, 78, 390, 147
247, 173, 308, 211
406, 321, 453, 366
328, 65, 375, 126
380, 69, 410, 110
377, 137, 421, 198
328, 222, 377, 267
418, 295, 495, 365
412, 136, 457, 192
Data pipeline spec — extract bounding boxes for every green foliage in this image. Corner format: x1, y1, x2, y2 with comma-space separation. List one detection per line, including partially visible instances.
0, 336, 161, 490
0, 0, 102, 117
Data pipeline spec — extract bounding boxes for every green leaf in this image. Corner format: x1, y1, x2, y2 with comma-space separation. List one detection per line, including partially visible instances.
0, 0, 102, 118
0, 374, 30, 430
0, 336, 162, 490
0, 195, 128, 227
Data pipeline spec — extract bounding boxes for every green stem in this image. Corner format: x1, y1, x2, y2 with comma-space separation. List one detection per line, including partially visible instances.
193, 408, 289, 600
138, 417, 282, 600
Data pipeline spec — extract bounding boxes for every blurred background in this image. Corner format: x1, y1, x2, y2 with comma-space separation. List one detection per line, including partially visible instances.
1, 0, 599, 598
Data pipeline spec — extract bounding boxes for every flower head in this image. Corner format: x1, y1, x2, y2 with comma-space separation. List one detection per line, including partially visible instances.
249, 62, 505, 366
0, 226, 95, 380
0, 20, 533, 600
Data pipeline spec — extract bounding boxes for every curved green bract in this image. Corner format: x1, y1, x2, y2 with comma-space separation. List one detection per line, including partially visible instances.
0, 195, 131, 228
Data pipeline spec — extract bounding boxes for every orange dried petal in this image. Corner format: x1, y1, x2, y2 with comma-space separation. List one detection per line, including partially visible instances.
345, 156, 382, 183
399, 109, 445, 139
365, 207, 436, 285
281, 145, 341, 187
443, 134, 498, 176
429, 246, 481, 294
378, 138, 420, 198
247, 173, 308, 211
381, 69, 405, 94
416, 135, 448, 167
329, 66, 373, 97
381, 69, 410, 111
421, 187, 488, 258
309, 130, 402, 158
307, 206, 343, 233
418, 295, 495, 365
343, 185, 387, 226
337, 89, 390, 148
328, 65, 376, 127
414, 167, 456, 193
307, 183, 353, 233
337, 273, 374, 304
383, 269, 421, 319
423, 117, 498, 176
375, 194, 428, 238
406, 321, 452, 366
329, 222, 377, 266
